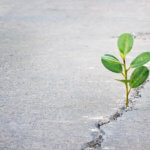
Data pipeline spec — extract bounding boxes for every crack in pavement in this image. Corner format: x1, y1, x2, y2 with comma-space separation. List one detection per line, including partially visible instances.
81, 33, 150, 150
81, 80, 149, 150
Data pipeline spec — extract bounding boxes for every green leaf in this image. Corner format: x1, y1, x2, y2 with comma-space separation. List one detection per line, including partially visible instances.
130, 52, 150, 68
115, 79, 130, 84
101, 54, 122, 73
101, 54, 122, 64
129, 66, 149, 88
118, 33, 133, 57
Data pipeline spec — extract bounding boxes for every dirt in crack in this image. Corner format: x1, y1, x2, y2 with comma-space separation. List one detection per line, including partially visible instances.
81, 80, 149, 150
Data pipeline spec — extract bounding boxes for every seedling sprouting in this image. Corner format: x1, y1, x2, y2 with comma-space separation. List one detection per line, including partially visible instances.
101, 33, 150, 107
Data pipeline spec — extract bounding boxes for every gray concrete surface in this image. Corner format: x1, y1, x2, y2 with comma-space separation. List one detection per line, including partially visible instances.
102, 78, 150, 150
0, 0, 150, 150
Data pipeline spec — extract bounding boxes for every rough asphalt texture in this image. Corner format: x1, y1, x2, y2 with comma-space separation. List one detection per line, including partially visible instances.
0, 0, 150, 150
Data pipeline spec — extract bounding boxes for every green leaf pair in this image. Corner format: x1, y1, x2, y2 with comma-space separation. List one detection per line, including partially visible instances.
101, 33, 150, 106
101, 33, 150, 89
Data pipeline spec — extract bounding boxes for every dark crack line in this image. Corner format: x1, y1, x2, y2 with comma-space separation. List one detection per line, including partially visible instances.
81, 79, 149, 150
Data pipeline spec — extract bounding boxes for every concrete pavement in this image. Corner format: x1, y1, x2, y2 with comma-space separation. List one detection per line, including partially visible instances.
0, 0, 150, 150
102, 77, 150, 150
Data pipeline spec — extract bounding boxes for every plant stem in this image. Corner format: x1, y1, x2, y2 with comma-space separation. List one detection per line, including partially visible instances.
123, 59, 129, 107
127, 67, 130, 71
128, 87, 131, 95
121, 72, 125, 77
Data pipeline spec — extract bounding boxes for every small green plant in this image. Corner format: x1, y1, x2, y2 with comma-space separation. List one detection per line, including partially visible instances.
101, 33, 150, 107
